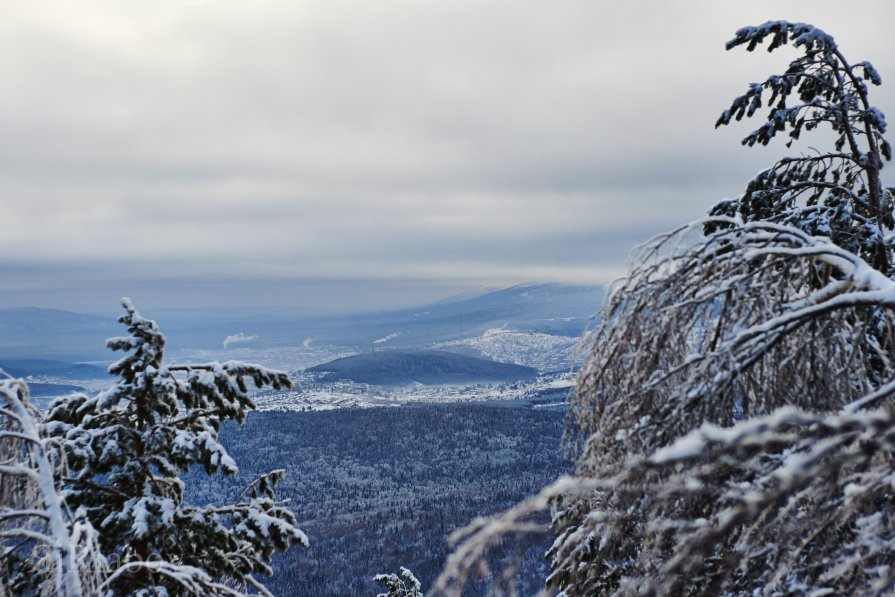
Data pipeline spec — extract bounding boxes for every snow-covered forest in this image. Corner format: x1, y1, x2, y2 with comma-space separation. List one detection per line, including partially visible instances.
3, 18, 895, 597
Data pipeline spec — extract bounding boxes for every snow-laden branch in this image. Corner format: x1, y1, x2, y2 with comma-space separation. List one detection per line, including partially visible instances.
375, 566, 425, 597
433, 475, 616, 596
99, 561, 253, 597
436, 218, 895, 595
437, 406, 895, 595
0, 379, 106, 596
571, 219, 895, 467
711, 20, 893, 274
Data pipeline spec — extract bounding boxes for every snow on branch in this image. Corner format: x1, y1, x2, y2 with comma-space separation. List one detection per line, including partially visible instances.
712, 20, 893, 274
436, 405, 895, 595
0, 378, 106, 596
433, 475, 614, 596
571, 218, 895, 466
725, 21, 835, 53
436, 219, 895, 595
375, 566, 424, 597
99, 560, 252, 597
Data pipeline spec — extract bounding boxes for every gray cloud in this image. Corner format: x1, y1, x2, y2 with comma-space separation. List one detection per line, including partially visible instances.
1, 1, 893, 309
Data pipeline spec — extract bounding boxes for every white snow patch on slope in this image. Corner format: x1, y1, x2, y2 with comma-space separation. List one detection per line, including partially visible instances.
436, 328, 578, 372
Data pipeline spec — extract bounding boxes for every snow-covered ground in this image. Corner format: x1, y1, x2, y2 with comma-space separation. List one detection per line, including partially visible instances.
176, 329, 580, 412
31, 366, 574, 413
435, 327, 581, 372
25, 331, 581, 413
251, 371, 574, 412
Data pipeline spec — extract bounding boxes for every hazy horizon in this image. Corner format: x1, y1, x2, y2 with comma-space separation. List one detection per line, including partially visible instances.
0, 270, 523, 316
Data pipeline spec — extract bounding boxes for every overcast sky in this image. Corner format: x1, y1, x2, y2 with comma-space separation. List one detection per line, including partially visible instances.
1, 0, 894, 313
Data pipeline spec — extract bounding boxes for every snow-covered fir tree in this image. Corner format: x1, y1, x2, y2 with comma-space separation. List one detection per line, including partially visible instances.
374, 567, 424, 597
0, 376, 106, 597
708, 21, 894, 273
44, 299, 307, 596
434, 22, 895, 596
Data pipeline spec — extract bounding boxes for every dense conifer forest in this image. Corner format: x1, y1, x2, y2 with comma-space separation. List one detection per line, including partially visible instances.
191, 405, 568, 595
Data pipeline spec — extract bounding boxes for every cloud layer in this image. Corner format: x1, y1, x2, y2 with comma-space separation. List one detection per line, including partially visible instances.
1, 1, 894, 308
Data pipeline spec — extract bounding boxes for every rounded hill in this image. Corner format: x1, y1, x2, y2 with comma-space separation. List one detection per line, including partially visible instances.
306, 349, 537, 386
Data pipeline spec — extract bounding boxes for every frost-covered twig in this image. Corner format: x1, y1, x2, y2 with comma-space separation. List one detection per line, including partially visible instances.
99, 560, 252, 596
437, 217, 895, 595
375, 566, 425, 597
0, 379, 106, 596
711, 20, 893, 274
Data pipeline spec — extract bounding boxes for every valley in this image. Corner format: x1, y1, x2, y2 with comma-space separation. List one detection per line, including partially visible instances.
5, 283, 597, 594
10, 283, 597, 414
194, 405, 570, 596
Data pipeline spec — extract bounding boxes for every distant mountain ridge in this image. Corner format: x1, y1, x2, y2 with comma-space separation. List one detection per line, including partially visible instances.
306, 349, 538, 386
0, 309, 120, 361
0, 283, 602, 361
299, 282, 601, 350
0, 359, 108, 380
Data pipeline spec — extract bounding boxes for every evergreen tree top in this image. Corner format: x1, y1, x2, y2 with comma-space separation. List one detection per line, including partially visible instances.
45, 300, 304, 596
